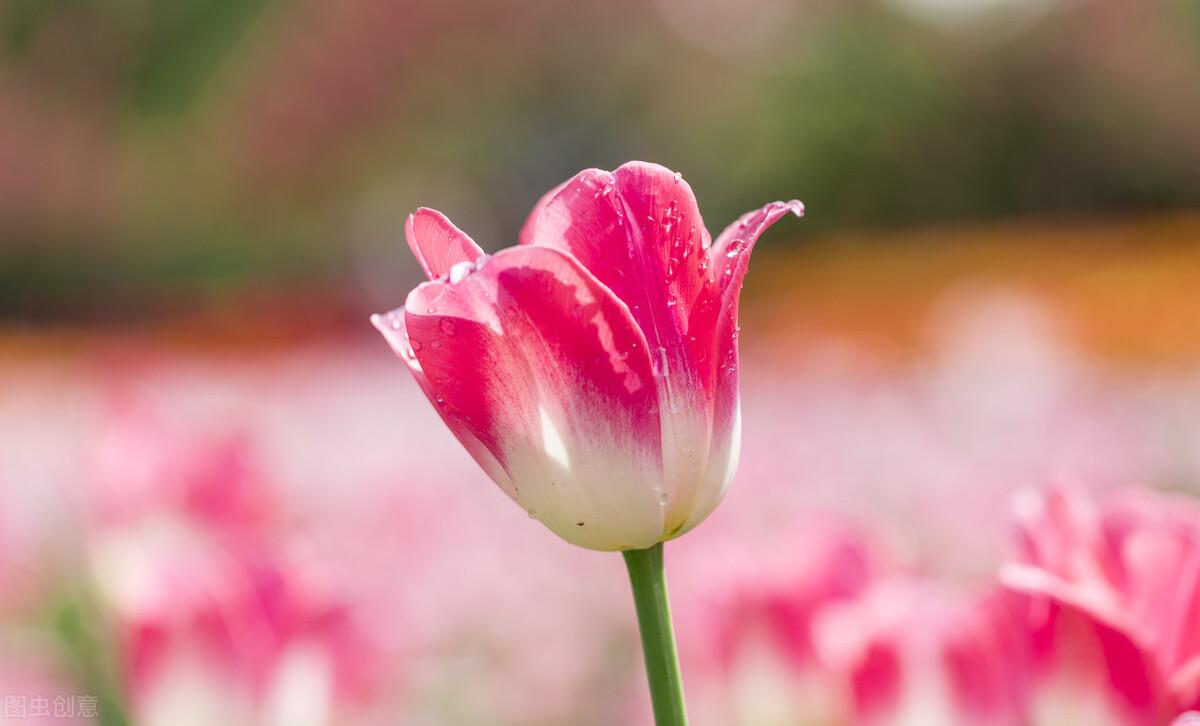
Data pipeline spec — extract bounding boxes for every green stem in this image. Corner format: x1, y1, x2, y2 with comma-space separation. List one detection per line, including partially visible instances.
623, 542, 688, 726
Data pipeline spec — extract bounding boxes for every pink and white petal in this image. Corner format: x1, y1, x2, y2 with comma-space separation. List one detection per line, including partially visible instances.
518, 163, 722, 528
671, 407, 740, 538
372, 308, 515, 498
405, 207, 486, 281
676, 200, 805, 535
402, 246, 666, 550
1024, 598, 1175, 725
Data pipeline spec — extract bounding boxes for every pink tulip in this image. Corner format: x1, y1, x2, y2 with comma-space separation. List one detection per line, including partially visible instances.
83, 403, 383, 726
814, 581, 1028, 726
121, 552, 379, 726
1016, 593, 1175, 725
682, 526, 886, 725
1003, 487, 1200, 721
373, 161, 802, 550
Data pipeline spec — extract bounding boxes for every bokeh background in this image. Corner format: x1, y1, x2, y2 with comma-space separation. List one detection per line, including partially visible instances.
2, 0, 1200, 724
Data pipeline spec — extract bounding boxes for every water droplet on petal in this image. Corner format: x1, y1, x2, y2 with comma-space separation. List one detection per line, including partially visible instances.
673, 172, 682, 183
431, 340, 442, 349
426, 306, 437, 314
448, 260, 475, 284
439, 318, 457, 336
411, 340, 423, 352
659, 491, 669, 505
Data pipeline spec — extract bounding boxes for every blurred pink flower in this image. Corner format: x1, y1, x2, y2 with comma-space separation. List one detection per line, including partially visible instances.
121, 552, 379, 726
373, 161, 802, 549
84, 401, 275, 623
87, 400, 272, 536
814, 581, 1027, 726
83, 402, 384, 726
680, 525, 887, 725
1003, 487, 1200, 722
1015, 594, 1175, 725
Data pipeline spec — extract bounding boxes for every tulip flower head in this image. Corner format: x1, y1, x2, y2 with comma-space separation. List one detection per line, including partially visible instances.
1003, 487, 1200, 720
373, 162, 802, 550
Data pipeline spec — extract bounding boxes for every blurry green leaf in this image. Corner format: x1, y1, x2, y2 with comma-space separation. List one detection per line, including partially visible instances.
52, 597, 130, 726
1, 0, 61, 58
125, 0, 273, 116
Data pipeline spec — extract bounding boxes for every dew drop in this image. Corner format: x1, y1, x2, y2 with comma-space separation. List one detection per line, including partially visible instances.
439, 318, 457, 336
431, 340, 442, 349
448, 260, 475, 284
673, 172, 682, 183
426, 306, 437, 314
411, 340, 423, 352
659, 492, 669, 505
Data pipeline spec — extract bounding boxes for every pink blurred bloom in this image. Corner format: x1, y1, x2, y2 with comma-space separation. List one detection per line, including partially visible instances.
682, 526, 886, 725
121, 552, 378, 726
373, 161, 802, 549
84, 403, 382, 726
814, 581, 1027, 726
87, 400, 272, 535
1003, 487, 1200, 721
1016, 594, 1175, 725
85, 402, 274, 622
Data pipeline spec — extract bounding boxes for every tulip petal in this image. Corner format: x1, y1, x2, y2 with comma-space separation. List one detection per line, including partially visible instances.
372, 307, 515, 499
398, 245, 666, 550
521, 166, 802, 536
678, 199, 805, 535
1023, 598, 1174, 725
519, 162, 712, 378
406, 207, 486, 281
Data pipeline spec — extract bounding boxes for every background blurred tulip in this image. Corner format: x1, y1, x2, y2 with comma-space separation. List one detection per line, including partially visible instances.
1004, 487, 1200, 718
808, 581, 1026, 726
82, 402, 383, 726
681, 525, 887, 726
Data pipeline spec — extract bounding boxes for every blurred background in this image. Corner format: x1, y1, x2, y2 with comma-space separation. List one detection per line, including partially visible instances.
2, 0, 1200, 724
